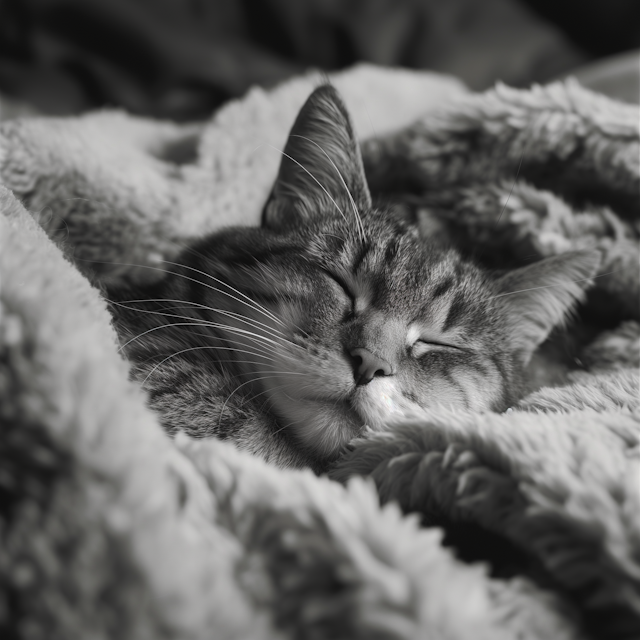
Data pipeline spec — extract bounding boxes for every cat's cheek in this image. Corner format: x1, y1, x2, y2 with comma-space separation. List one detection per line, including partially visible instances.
270, 348, 354, 400
450, 366, 502, 411
405, 365, 502, 413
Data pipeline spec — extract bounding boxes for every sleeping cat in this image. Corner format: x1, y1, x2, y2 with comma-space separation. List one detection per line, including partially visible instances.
108, 85, 599, 473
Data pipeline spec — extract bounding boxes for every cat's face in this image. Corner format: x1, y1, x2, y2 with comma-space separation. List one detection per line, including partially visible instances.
196, 85, 599, 462
212, 211, 513, 459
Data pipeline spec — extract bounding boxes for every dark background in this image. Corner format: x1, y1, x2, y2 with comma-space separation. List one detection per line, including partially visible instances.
0, 0, 638, 120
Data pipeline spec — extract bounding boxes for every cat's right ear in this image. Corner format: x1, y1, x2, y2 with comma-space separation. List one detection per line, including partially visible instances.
263, 84, 372, 231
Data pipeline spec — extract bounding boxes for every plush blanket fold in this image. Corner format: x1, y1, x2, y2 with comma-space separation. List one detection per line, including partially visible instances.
1, 64, 639, 639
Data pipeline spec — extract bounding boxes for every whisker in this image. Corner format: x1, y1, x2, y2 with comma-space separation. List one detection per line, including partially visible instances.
79, 255, 284, 329
110, 299, 304, 355
161, 260, 286, 329
218, 374, 284, 426
256, 142, 352, 229
117, 322, 217, 352
290, 134, 367, 243
271, 419, 298, 437
242, 369, 309, 377
139, 346, 215, 387
82, 251, 306, 353
227, 359, 283, 369
113, 316, 280, 361
141, 346, 310, 389
175, 344, 284, 366
138, 347, 270, 387
485, 269, 621, 300
112, 297, 290, 341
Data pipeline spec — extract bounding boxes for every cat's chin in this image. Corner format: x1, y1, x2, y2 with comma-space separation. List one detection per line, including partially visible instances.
269, 392, 364, 459
351, 378, 426, 431
267, 380, 430, 460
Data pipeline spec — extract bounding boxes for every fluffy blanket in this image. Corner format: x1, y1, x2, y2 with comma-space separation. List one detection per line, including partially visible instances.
1, 64, 639, 639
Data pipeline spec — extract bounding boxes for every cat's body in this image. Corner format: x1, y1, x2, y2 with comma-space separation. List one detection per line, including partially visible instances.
109, 85, 599, 473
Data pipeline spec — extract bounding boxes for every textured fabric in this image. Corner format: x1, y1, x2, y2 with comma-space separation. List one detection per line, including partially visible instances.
0, 64, 639, 639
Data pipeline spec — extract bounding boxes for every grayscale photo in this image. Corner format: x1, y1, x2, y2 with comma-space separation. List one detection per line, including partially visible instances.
1, 1, 638, 638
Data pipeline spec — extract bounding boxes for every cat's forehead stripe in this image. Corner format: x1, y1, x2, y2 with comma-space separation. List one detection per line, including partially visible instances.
408, 293, 462, 343
428, 289, 455, 333
431, 278, 454, 299
443, 293, 467, 333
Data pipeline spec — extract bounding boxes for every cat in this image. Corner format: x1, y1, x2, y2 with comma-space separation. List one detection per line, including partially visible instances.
108, 84, 600, 473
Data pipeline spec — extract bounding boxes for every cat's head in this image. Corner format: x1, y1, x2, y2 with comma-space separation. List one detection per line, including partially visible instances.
207, 85, 599, 463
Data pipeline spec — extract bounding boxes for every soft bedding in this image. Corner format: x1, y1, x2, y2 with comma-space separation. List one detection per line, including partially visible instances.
1, 64, 639, 639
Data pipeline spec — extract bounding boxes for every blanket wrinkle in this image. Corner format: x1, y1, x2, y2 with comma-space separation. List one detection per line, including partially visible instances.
330, 411, 640, 638
1, 64, 639, 639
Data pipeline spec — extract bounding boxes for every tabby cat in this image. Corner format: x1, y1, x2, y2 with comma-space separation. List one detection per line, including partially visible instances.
109, 85, 599, 473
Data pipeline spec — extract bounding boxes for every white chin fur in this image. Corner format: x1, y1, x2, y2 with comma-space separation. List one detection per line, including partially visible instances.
353, 378, 426, 430
268, 390, 362, 458
268, 377, 427, 457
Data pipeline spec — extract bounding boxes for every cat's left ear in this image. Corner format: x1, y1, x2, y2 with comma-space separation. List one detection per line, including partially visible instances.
495, 250, 601, 364
264, 84, 372, 231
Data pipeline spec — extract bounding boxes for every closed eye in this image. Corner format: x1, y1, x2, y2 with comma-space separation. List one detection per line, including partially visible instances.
322, 268, 355, 300
334, 276, 354, 300
320, 268, 356, 320
413, 339, 462, 357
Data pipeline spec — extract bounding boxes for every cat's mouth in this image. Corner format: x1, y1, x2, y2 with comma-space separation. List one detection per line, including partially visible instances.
260, 348, 420, 457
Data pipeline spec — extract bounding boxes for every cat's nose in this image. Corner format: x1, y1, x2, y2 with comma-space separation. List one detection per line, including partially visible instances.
350, 348, 393, 386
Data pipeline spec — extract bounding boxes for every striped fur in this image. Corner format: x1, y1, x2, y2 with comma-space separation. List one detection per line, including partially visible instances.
109, 86, 599, 472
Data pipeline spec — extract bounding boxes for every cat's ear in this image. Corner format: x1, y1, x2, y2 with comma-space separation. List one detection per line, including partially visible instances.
495, 250, 601, 363
264, 84, 371, 231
